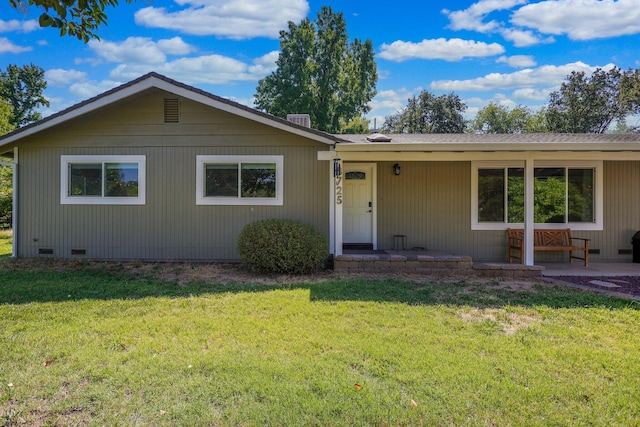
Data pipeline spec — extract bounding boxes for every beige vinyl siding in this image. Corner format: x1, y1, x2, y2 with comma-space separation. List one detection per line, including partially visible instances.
17, 90, 330, 260
375, 160, 640, 262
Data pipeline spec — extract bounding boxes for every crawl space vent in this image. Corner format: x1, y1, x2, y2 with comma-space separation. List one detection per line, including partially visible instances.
164, 98, 179, 123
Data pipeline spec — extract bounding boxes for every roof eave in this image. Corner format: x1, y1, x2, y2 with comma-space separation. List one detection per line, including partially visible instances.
335, 142, 640, 152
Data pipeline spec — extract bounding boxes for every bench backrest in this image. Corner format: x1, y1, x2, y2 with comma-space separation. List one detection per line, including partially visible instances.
508, 228, 572, 247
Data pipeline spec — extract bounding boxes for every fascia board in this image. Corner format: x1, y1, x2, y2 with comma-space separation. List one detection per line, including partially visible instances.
335, 142, 640, 152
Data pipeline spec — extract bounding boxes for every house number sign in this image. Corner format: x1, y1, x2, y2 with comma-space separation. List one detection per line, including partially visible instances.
333, 158, 343, 205
335, 176, 343, 205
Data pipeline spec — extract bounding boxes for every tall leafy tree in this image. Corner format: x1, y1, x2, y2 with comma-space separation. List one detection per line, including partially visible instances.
471, 102, 548, 133
546, 67, 640, 133
255, 6, 377, 134
381, 90, 467, 133
11, 0, 133, 41
0, 100, 14, 135
0, 64, 49, 129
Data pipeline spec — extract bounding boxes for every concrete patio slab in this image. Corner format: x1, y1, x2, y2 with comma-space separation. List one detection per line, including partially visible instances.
538, 261, 640, 276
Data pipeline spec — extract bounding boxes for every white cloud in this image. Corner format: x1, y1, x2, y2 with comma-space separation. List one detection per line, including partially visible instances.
135, 0, 309, 39
108, 51, 277, 85
379, 38, 504, 62
246, 51, 279, 77
431, 61, 612, 92
45, 69, 89, 87
512, 88, 553, 101
0, 37, 31, 54
0, 19, 39, 33
443, 1, 556, 47
443, 0, 527, 32
156, 37, 196, 55
512, 0, 640, 40
69, 80, 122, 99
496, 55, 537, 68
88, 37, 196, 65
500, 28, 555, 47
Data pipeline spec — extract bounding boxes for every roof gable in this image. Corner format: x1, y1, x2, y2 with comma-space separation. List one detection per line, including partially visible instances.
0, 72, 339, 150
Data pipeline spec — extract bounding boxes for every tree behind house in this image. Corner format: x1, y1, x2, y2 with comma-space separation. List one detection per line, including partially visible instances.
471, 102, 548, 134
546, 67, 640, 133
255, 6, 377, 134
381, 90, 467, 133
0, 64, 49, 129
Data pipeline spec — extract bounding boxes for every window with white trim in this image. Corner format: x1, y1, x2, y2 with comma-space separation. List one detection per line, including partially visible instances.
196, 155, 283, 205
472, 161, 602, 230
61, 155, 146, 205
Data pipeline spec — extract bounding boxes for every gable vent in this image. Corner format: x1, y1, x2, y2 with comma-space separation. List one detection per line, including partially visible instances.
287, 114, 311, 128
164, 98, 179, 123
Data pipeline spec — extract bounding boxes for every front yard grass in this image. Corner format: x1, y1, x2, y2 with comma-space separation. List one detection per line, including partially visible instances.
0, 230, 10, 257
1, 260, 638, 426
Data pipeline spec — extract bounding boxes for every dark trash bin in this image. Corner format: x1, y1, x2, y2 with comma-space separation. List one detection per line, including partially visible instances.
632, 232, 640, 263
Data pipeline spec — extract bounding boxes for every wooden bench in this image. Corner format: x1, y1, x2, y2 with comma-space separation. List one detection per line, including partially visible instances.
507, 228, 590, 267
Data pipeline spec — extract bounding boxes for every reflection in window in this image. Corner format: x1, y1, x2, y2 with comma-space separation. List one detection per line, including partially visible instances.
105, 163, 139, 197
568, 169, 594, 222
205, 164, 238, 197
69, 162, 139, 197
475, 165, 596, 225
478, 169, 504, 222
204, 163, 276, 198
241, 163, 276, 198
70, 164, 102, 196
534, 168, 566, 223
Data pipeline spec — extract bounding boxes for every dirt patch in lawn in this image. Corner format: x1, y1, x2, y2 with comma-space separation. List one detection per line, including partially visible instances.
0, 258, 547, 288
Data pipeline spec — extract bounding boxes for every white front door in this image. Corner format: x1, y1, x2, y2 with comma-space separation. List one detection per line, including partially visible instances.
343, 164, 374, 244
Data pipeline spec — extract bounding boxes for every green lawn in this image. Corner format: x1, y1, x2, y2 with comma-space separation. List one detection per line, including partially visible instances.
1, 261, 638, 426
0, 230, 10, 257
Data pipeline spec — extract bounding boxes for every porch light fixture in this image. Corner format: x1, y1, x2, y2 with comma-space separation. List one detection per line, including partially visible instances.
333, 158, 342, 177
393, 163, 401, 176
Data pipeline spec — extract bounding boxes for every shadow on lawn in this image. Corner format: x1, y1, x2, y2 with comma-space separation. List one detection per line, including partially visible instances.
0, 259, 637, 310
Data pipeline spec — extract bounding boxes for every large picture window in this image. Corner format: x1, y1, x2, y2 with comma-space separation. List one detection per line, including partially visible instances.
472, 161, 602, 230
61, 155, 146, 205
196, 155, 283, 205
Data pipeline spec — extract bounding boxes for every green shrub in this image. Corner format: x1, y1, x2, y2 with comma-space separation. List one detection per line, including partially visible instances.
237, 219, 328, 274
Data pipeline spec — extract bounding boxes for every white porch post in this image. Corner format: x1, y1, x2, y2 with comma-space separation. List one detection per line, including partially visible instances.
334, 158, 343, 257
328, 161, 335, 255
524, 154, 535, 266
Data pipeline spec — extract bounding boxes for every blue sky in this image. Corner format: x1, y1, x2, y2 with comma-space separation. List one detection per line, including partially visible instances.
2, 0, 640, 128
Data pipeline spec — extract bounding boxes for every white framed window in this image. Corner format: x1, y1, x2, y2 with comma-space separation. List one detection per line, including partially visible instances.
471, 160, 603, 231
61, 155, 146, 205
196, 155, 283, 206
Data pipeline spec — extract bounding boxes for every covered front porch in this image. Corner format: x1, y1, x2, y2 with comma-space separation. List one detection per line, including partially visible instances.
322, 133, 640, 268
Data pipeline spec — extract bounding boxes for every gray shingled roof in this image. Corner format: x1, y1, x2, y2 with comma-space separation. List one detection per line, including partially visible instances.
334, 133, 640, 144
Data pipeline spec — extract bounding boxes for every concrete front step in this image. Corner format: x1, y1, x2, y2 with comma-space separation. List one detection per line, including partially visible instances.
334, 254, 543, 279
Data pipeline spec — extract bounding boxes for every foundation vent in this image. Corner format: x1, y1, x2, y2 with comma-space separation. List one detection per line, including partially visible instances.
164, 98, 180, 123
71, 249, 87, 255
287, 114, 311, 128
38, 248, 53, 255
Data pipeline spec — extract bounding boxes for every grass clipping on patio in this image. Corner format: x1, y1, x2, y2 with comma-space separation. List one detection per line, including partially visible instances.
0, 259, 639, 426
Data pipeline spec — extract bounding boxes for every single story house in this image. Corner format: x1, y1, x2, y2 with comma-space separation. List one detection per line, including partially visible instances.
2, 72, 640, 267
